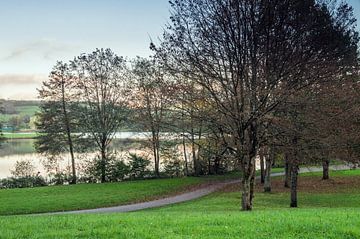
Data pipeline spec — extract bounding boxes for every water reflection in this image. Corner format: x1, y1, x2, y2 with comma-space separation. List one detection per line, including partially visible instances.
0, 135, 149, 178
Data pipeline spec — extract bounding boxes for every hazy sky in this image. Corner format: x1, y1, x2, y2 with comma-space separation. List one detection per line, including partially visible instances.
0, 0, 359, 100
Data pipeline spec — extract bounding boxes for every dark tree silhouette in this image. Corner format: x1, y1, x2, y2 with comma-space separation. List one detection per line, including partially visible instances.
154, 0, 359, 210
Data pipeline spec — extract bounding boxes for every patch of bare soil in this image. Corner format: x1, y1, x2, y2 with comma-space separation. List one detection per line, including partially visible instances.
220, 176, 360, 194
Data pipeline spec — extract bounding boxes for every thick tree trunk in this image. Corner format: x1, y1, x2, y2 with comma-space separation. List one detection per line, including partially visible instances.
290, 163, 299, 208
284, 153, 290, 188
259, 148, 265, 184
241, 177, 252, 210
241, 157, 256, 211
322, 159, 330, 180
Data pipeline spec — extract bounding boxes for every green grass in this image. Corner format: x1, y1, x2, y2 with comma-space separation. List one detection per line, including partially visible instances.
1, 169, 360, 238
301, 168, 360, 177
0, 209, 359, 239
0, 105, 39, 121
15, 106, 39, 116
2, 133, 39, 139
0, 177, 213, 215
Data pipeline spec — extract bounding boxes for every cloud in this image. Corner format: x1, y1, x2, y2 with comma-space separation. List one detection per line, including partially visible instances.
3, 39, 76, 61
0, 74, 47, 85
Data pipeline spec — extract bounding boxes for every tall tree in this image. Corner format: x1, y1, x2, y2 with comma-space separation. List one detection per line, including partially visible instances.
0, 100, 4, 147
132, 57, 172, 177
155, 0, 359, 210
71, 48, 130, 183
36, 62, 79, 184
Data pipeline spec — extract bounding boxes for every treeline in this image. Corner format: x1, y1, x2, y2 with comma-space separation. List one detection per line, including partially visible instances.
12, 0, 360, 211
0, 100, 40, 131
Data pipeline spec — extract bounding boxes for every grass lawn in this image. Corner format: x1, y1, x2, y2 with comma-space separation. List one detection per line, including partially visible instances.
0, 169, 359, 238
2, 132, 39, 139
0, 175, 242, 216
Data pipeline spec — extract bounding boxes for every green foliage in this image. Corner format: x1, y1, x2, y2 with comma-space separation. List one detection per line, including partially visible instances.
49, 172, 72, 185
0, 176, 47, 189
163, 159, 184, 178
0, 101, 40, 131
108, 159, 131, 182
128, 154, 151, 179
82, 153, 131, 183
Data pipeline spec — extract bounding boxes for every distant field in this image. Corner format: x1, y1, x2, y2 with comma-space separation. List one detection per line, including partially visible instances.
0, 169, 359, 238
2, 133, 39, 139
0, 105, 39, 120
0, 101, 40, 132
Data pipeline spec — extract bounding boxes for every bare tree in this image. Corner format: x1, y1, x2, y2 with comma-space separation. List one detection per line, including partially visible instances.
154, 0, 359, 210
37, 62, 78, 184
132, 57, 172, 177
71, 48, 130, 183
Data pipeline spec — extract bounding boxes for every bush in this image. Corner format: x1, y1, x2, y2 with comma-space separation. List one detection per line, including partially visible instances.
10, 160, 36, 178
0, 176, 47, 189
80, 153, 130, 183
108, 160, 130, 182
128, 154, 151, 179
163, 159, 184, 178
49, 172, 72, 185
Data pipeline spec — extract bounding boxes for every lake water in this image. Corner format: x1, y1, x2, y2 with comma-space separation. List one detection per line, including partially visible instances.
0, 132, 152, 179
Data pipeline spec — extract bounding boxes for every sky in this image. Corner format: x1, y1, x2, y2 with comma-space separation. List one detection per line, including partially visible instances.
0, 0, 359, 100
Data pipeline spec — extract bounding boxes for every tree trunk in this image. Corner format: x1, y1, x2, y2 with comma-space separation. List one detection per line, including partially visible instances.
100, 138, 107, 183
101, 148, 107, 183
290, 163, 299, 208
182, 135, 189, 176
191, 128, 199, 176
241, 176, 252, 210
322, 159, 330, 180
284, 153, 290, 188
241, 156, 256, 211
264, 150, 272, 192
61, 79, 76, 184
151, 129, 160, 178
259, 148, 265, 184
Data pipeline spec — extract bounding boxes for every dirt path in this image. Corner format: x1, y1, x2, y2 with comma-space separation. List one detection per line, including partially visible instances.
40, 164, 352, 215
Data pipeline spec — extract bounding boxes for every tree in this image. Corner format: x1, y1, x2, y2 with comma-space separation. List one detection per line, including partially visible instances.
71, 48, 130, 183
155, 0, 359, 210
0, 100, 5, 146
36, 62, 80, 184
8, 116, 22, 132
132, 57, 172, 177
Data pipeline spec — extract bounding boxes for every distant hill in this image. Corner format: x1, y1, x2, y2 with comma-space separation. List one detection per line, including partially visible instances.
0, 100, 41, 132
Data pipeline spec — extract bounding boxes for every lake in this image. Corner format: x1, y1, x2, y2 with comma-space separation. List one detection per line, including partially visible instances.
0, 132, 152, 179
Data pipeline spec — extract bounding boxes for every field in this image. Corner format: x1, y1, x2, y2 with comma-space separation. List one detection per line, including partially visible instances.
0, 177, 215, 215
2, 132, 39, 139
0, 105, 39, 122
0, 169, 359, 238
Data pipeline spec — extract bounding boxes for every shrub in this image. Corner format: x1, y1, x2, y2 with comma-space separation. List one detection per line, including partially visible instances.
128, 154, 151, 179
163, 159, 184, 178
10, 160, 36, 178
80, 153, 130, 183
0, 176, 47, 189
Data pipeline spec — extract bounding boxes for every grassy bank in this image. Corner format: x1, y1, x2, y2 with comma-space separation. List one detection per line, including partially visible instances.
0, 176, 236, 216
2, 132, 38, 139
1, 170, 360, 238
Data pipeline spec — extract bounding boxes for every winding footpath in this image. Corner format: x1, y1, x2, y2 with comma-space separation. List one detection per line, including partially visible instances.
41, 164, 351, 215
